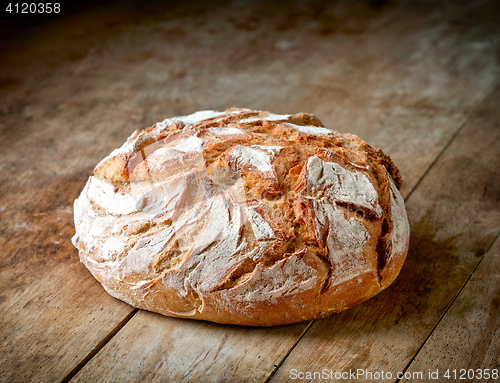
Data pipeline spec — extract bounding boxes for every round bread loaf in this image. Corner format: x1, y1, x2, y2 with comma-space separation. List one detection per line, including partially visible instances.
72, 108, 410, 326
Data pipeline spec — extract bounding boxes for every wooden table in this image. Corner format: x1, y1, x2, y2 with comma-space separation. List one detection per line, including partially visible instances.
1, 1, 498, 382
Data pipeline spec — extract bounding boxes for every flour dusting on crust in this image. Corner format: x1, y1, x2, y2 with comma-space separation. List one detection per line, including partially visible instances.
73, 107, 410, 326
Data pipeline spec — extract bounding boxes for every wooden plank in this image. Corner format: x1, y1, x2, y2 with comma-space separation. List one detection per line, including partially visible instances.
0, 1, 498, 382
269, 84, 500, 382
402, 235, 500, 382
0, 183, 135, 383
68, 2, 499, 382
72, 311, 309, 383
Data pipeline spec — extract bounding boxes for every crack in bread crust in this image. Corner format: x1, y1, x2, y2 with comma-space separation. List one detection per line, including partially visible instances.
73, 108, 410, 326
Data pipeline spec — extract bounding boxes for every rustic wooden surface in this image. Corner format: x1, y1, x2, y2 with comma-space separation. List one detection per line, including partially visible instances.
403, 235, 500, 382
0, 1, 498, 382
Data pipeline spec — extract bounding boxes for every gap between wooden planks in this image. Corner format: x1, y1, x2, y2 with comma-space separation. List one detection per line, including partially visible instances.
70, 83, 499, 382
400, 234, 500, 382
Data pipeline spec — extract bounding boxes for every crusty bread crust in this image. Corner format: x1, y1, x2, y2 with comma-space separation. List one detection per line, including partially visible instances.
73, 108, 410, 326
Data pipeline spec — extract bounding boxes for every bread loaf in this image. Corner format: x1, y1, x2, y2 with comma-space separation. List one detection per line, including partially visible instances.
72, 108, 410, 326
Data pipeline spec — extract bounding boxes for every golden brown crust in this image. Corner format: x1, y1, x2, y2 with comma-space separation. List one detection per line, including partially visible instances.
72, 108, 410, 326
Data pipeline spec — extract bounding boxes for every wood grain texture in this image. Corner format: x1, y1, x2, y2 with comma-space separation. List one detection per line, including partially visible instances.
0, 0, 498, 382
403, 235, 500, 382
269, 84, 500, 383
72, 311, 309, 383
0, 196, 135, 383
2, 0, 498, 195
